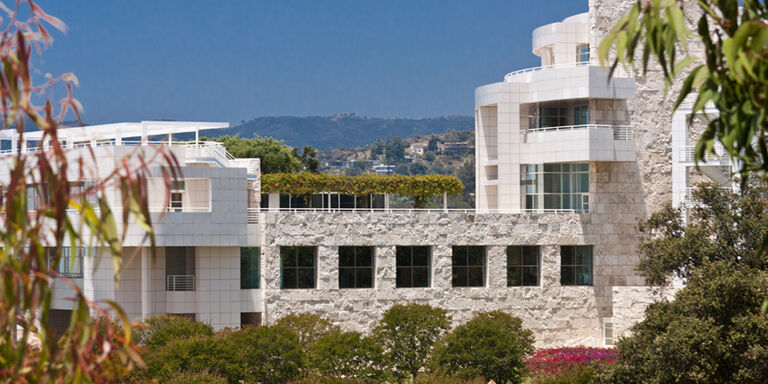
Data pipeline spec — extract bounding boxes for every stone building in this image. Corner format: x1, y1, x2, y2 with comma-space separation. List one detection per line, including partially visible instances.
1, 0, 725, 347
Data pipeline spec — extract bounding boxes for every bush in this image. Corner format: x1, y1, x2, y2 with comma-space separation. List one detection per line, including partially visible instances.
160, 370, 228, 384
143, 335, 245, 384
412, 372, 487, 384
308, 331, 388, 382
604, 263, 768, 384
431, 311, 534, 384
289, 377, 367, 384
274, 313, 340, 349
373, 303, 450, 379
228, 325, 305, 384
528, 366, 604, 384
527, 347, 617, 376
136, 315, 214, 349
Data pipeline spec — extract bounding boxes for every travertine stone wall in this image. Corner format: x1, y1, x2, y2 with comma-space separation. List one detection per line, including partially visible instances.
612, 286, 677, 338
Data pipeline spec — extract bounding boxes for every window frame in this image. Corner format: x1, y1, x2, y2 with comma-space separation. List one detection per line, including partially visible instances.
560, 245, 593, 286
521, 163, 590, 213
395, 246, 431, 288
451, 246, 486, 287
240, 247, 260, 289
338, 246, 375, 289
506, 246, 541, 287
169, 180, 184, 212
280, 246, 317, 289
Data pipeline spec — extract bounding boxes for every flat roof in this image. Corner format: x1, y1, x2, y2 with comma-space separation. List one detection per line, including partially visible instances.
0, 120, 229, 142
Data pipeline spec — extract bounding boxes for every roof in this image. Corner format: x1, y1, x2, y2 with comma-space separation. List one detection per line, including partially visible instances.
0, 120, 229, 142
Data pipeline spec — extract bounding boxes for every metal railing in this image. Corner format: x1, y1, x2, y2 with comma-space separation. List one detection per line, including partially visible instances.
524, 124, 634, 141
247, 208, 260, 224
264, 208, 580, 214
166, 275, 195, 291
504, 60, 631, 82
150, 206, 211, 213
678, 145, 728, 163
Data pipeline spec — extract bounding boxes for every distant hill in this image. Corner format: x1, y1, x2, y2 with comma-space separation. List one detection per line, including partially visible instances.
206, 114, 474, 150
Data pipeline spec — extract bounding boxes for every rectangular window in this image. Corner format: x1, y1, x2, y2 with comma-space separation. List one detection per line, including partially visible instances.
280, 246, 316, 289
602, 318, 614, 346
507, 246, 540, 286
240, 247, 260, 289
452, 246, 485, 287
561, 246, 593, 286
537, 105, 568, 128
573, 105, 589, 125
577, 44, 590, 63
166, 247, 196, 291
47, 247, 85, 279
521, 163, 589, 212
241, 312, 262, 328
169, 180, 184, 212
339, 246, 374, 289
396, 246, 430, 288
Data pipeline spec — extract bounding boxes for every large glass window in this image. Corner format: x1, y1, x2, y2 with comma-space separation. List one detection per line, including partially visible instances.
339, 246, 374, 289
521, 164, 590, 212
280, 246, 316, 289
561, 246, 593, 286
573, 105, 589, 125
166, 247, 196, 291
577, 44, 590, 63
537, 105, 568, 128
240, 247, 260, 289
47, 247, 86, 279
451, 246, 485, 287
507, 246, 540, 286
396, 246, 430, 288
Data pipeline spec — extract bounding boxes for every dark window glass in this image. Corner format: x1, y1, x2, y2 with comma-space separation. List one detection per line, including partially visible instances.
260, 193, 269, 209
240, 247, 260, 289
507, 246, 540, 286
452, 246, 485, 287
280, 246, 316, 289
395, 246, 430, 288
561, 246, 593, 286
338, 246, 374, 289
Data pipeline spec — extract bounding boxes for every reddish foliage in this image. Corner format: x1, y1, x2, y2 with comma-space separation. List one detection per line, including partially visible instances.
526, 347, 617, 376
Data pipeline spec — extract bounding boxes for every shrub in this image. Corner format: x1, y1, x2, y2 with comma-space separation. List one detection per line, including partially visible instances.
604, 263, 768, 384
412, 372, 487, 384
527, 347, 617, 376
228, 325, 305, 384
528, 366, 603, 384
160, 370, 228, 384
431, 311, 534, 384
289, 377, 367, 384
143, 335, 245, 384
308, 331, 388, 382
373, 303, 451, 379
274, 313, 340, 349
136, 315, 214, 349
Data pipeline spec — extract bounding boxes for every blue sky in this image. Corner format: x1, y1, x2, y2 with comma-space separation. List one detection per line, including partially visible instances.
36, 0, 587, 124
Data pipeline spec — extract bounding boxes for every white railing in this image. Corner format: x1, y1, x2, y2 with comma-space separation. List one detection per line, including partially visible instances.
678, 145, 728, 163
230, 158, 260, 175
504, 60, 631, 82
524, 124, 634, 141
247, 208, 260, 224
681, 187, 733, 205
149, 206, 211, 213
185, 141, 235, 167
266, 208, 582, 214
166, 275, 195, 291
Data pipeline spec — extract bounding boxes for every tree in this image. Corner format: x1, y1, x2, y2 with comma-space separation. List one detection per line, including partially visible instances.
0, 2, 174, 381
273, 313, 340, 349
410, 162, 428, 175
599, 0, 768, 183
227, 325, 305, 384
372, 303, 451, 379
299, 145, 320, 173
635, 182, 768, 285
308, 331, 388, 382
215, 135, 302, 173
143, 335, 246, 384
603, 262, 768, 384
385, 136, 407, 163
136, 315, 214, 350
431, 311, 535, 384
428, 137, 440, 152
371, 137, 385, 158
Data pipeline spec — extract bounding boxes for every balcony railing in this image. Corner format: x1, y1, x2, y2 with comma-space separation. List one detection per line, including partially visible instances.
166, 275, 195, 291
524, 124, 634, 141
678, 145, 728, 163
265, 208, 580, 214
504, 60, 631, 82
247, 208, 260, 224
150, 206, 211, 213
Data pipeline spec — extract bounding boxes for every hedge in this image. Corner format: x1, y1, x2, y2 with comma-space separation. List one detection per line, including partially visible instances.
261, 173, 464, 201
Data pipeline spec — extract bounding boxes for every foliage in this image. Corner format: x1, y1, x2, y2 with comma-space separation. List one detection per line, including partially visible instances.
528, 366, 604, 384
409, 162, 428, 175
385, 136, 407, 163
432, 311, 534, 384
261, 173, 464, 206
307, 331, 388, 382
159, 370, 228, 384
599, 0, 768, 183
428, 137, 440, 152
526, 347, 617, 376
298, 145, 320, 172
274, 313, 340, 349
370, 137, 385, 158
136, 315, 214, 350
0, 1, 180, 382
143, 335, 246, 384
412, 372, 487, 384
227, 325, 305, 384
636, 182, 768, 285
373, 303, 451, 379
214, 135, 303, 173
602, 262, 768, 384
289, 377, 367, 384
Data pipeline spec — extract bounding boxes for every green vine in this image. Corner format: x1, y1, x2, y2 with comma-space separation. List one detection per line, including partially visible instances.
261, 173, 464, 202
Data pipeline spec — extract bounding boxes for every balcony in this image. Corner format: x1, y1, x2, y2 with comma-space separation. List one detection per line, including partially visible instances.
166, 274, 195, 291
519, 124, 636, 163
504, 61, 632, 83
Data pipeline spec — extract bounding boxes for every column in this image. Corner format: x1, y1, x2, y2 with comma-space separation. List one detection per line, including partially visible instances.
141, 247, 152, 319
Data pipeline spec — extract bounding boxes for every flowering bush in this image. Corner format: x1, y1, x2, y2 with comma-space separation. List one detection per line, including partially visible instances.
527, 347, 617, 376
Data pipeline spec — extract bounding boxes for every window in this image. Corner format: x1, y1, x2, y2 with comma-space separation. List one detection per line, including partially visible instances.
47, 247, 85, 279
280, 246, 316, 289
169, 180, 184, 212
451, 246, 485, 287
396, 246, 430, 288
507, 246, 540, 286
573, 105, 589, 126
240, 247, 260, 289
260, 193, 269, 209
69, 181, 99, 208
561, 246, 593, 286
521, 164, 590, 212
166, 247, 195, 291
602, 318, 614, 346
241, 312, 262, 328
339, 246, 374, 289
537, 105, 568, 128
577, 44, 590, 63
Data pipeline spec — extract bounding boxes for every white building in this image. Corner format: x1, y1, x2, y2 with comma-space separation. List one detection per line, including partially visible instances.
4, 2, 698, 348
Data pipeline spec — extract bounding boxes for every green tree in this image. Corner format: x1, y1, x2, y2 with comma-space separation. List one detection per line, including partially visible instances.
144, 335, 246, 384
431, 311, 535, 384
308, 331, 388, 382
160, 370, 228, 384
428, 137, 440, 152
215, 135, 303, 173
603, 262, 768, 384
228, 325, 305, 384
599, 0, 768, 182
410, 162, 428, 175
385, 136, 407, 163
371, 137, 385, 158
274, 313, 340, 349
299, 145, 320, 172
373, 303, 451, 379
136, 315, 214, 350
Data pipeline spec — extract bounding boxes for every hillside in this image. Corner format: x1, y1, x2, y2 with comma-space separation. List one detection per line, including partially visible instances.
207, 114, 473, 150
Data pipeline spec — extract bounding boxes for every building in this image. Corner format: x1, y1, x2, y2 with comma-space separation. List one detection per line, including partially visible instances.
4, 1, 708, 347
